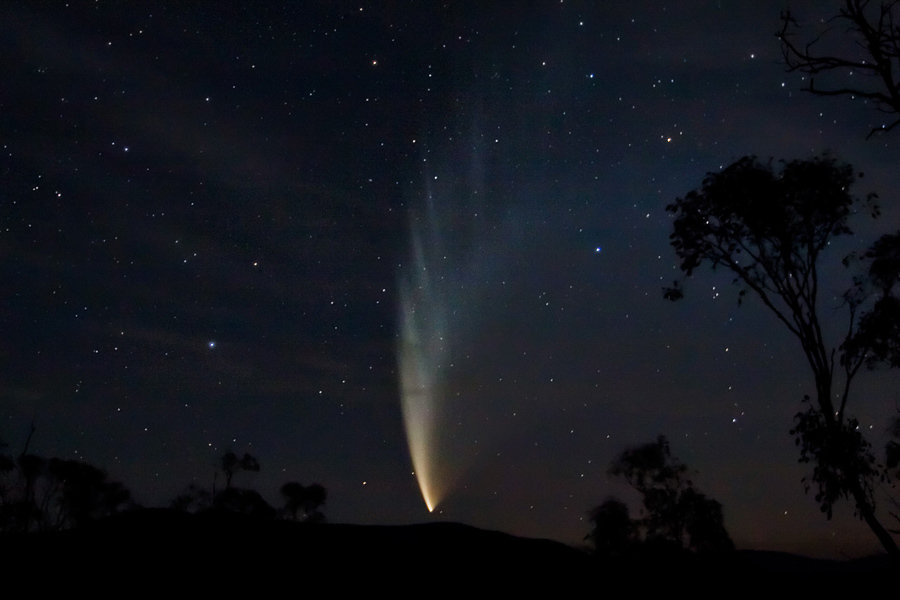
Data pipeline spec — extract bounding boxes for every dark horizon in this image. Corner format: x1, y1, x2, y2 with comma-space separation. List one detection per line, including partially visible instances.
2, 1, 899, 560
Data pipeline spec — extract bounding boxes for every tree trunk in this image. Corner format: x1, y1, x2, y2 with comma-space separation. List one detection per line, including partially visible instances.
851, 481, 899, 557
814, 382, 899, 557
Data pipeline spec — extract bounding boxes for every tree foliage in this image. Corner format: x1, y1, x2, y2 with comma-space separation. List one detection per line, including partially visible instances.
666, 154, 898, 555
778, 0, 900, 137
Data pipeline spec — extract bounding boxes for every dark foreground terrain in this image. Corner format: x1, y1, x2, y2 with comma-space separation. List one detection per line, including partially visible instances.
0, 509, 893, 593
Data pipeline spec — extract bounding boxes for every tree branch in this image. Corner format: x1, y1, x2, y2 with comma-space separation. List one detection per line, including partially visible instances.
778, 1, 900, 138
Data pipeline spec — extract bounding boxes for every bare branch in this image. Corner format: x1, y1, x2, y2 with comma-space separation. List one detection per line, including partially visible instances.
778, 1, 900, 137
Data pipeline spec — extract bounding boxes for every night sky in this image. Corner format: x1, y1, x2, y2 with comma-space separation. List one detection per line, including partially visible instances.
3, 1, 899, 559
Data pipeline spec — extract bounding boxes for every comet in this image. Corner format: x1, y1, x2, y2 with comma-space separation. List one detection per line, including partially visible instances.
397, 210, 455, 512
397, 133, 507, 513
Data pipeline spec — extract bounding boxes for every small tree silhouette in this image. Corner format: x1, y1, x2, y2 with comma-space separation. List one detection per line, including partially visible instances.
170, 483, 213, 513
44, 458, 133, 529
585, 498, 636, 557
213, 487, 276, 519
17, 454, 46, 532
679, 487, 732, 555
887, 415, 900, 532
280, 481, 327, 522
302, 483, 327, 523
889, 417, 900, 479
221, 451, 260, 489
280, 482, 305, 520
0, 441, 17, 531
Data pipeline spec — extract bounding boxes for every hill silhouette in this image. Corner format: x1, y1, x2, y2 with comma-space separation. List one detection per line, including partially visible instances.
1, 508, 893, 593
4, 508, 593, 590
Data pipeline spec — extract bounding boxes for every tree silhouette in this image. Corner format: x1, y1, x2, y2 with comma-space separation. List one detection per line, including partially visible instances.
170, 483, 213, 513
43, 458, 133, 529
585, 498, 636, 557
16, 454, 46, 532
0, 441, 17, 531
588, 436, 733, 555
679, 487, 733, 555
778, 1, 900, 546
0, 451, 133, 532
302, 483, 327, 523
845, 232, 900, 369
171, 453, 328, 524
778, 0, 900, 138
213, 487, 276, 519
221, 451, 260, 490
665, 154, 898, 555
0, 444, 13, 499
611, 436, 687, 546
280, 481, 327, 522
887, 415, 900, 532
280, 481, 305, 520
